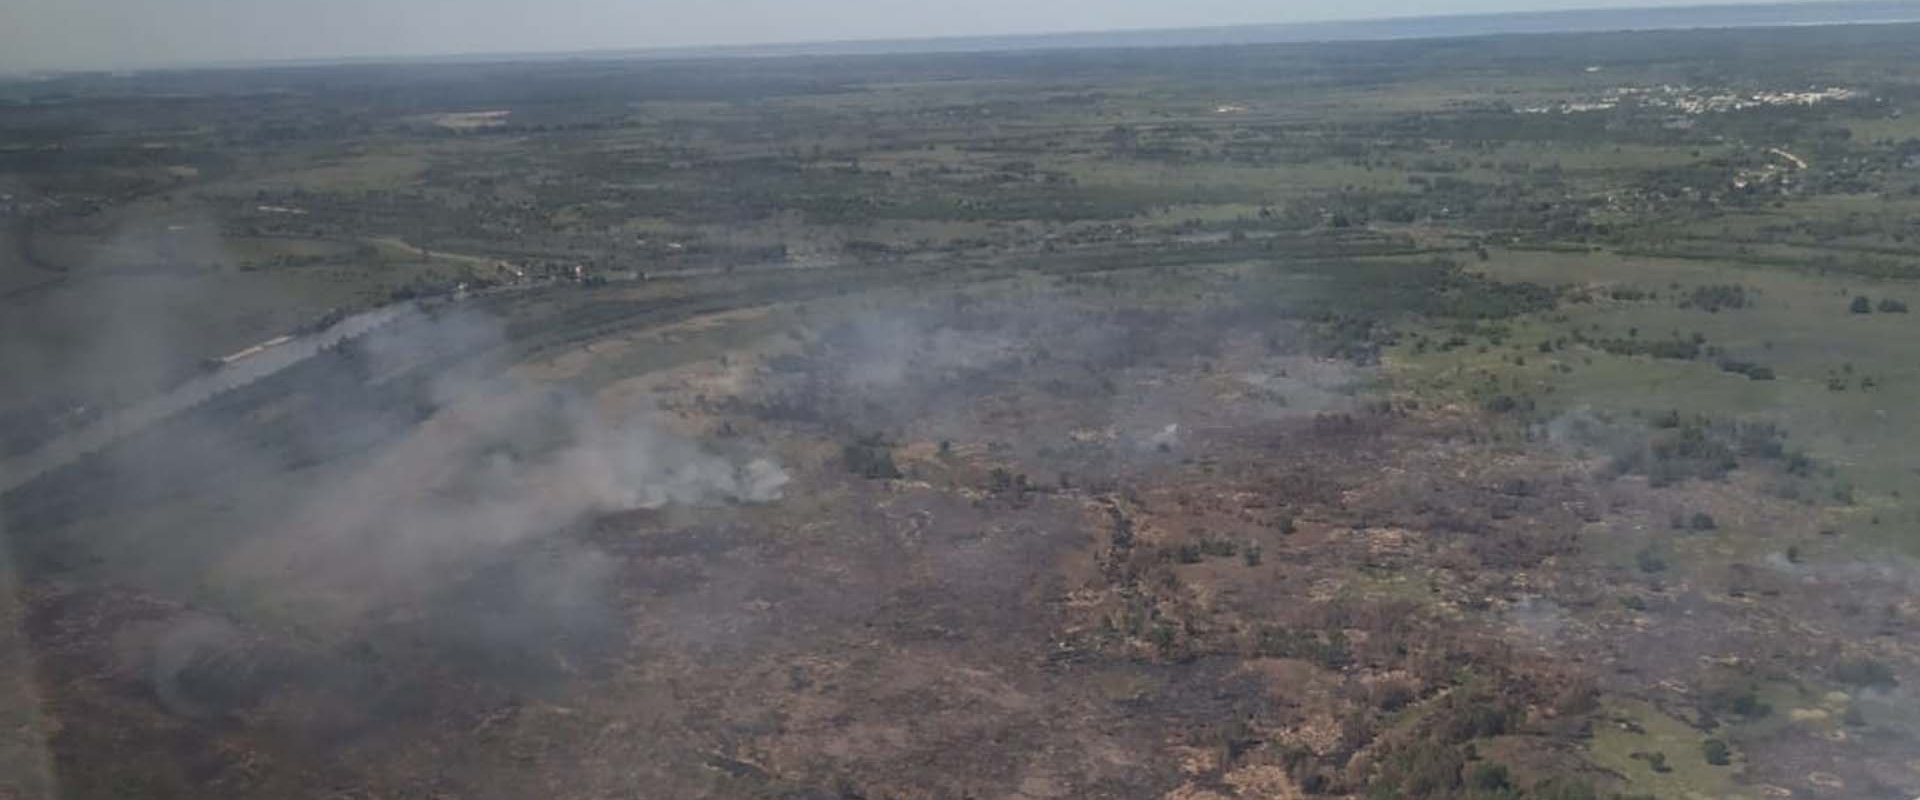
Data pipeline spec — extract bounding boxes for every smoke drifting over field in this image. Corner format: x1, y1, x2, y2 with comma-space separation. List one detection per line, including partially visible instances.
4, 298, 795, 723
223, 307, 792, 622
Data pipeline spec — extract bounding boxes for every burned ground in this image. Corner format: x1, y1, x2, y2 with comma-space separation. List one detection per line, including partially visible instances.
0, 261, 1900, 800
10, 21, 1920, 800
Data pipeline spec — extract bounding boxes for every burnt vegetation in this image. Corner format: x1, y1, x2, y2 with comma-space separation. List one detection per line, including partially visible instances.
5, 15, 1920, 800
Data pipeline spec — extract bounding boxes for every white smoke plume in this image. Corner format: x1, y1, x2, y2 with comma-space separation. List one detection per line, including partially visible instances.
209, 307, 790, 625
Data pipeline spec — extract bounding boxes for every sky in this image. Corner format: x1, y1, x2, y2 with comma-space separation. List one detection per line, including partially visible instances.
0, 0, 1838, 72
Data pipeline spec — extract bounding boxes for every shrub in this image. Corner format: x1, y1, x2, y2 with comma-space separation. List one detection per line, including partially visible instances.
1444, 700, 1513, 741
1255, 625, 1351, 669
1198, 536, 1239, 558
1682, 284, 1749, 312
1596, 337, 1701, 360
843, 434, 902, 479
1703, 683, 1772, 719
1468, 763, 1512, 792
1485, 394, 1522, 414
1531, 778, 1601, 800
1717, 360, 1775, 380
1148, 623, 1179, 655
1833, 656, 1898, 689
1701, 738, 1731, 766
1877, 298, 1908, 313
1368, 742, 1464, 800
1850, 296, 1873, 314
1374, 681, 1417, 712
1615, 415, 1791, 487
1636, 547, 1668, 573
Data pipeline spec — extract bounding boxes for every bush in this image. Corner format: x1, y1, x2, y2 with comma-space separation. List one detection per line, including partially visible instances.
1254, 625, 1351, 669
1636, 547, 1668, 573
1368, 742, 1464, 800
1682, 284, 1749, 312
1614, 415, 1791, 487
1468, 763, 1512, 792
1701, 738, 1731, 766
1850, 296, 1873, 314
842, 434, 902, 480
1833, 656, 1898, 689
1444, 700, 1514, 741
1374, 681, 1417, 712
1717, 360, 1775, 380
1703, 683, 1772, 719
1689, 512, 1718, 531
1878, 298, 1909, 313
1596, 337, 1702, 360
1148, 623, 1179, 655
1531, 778, 1600, 800
1198, 536, 1239, 558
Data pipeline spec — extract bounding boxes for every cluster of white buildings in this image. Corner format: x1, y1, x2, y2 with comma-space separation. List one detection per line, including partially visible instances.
1518, 85, 1861, 116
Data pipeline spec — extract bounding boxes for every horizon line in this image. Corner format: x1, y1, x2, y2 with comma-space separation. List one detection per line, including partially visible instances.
9, 0, 1920, 77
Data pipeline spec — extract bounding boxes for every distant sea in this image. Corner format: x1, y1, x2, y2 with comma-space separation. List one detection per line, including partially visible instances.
28, 0, 1920, 74
644, 0, 1920, 60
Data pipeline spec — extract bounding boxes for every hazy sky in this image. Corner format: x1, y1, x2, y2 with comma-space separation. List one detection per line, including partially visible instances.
0, 0, 1809, 72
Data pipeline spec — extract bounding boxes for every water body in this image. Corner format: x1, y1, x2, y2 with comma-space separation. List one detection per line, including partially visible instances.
578, 0, 1920, 60
96, 0, 1920, 72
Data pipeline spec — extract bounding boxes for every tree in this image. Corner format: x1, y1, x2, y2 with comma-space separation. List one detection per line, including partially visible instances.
1850, 296, 1873, 314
